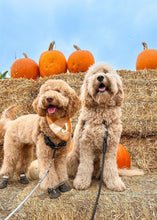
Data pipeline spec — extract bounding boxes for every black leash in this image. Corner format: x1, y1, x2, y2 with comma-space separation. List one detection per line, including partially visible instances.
91, 124, 108, 220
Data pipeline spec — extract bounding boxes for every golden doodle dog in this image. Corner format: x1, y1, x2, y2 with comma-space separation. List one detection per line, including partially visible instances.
67, 62, 128, 192
0, 79, 81, 199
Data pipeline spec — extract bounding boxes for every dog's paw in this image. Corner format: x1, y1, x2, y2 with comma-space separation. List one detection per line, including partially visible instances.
105, 178, 126, 192
73, 176, 91, 190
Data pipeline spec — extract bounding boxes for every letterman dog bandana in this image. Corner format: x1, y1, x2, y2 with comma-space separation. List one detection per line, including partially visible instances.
46, 116, 71, 141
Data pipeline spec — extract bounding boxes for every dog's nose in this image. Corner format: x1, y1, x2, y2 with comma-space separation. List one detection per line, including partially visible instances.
97, 75, 104, 82
46, 97, 53, 103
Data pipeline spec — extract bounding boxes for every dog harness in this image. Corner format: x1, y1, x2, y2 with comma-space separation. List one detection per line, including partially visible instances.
39, 117, 71, 150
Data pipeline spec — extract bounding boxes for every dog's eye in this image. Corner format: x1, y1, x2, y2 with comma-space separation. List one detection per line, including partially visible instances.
103, 70, 108, 74
55, 89, 61, 93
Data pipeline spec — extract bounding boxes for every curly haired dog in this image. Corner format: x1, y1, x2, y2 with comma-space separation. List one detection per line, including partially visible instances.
67, 62, 129, 192
0, 79, 81, 198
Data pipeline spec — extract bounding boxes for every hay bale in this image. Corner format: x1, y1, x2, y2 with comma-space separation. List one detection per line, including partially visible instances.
0, 70, 157, 170
0, 173, 156, 220
120, 69, 157, 137
0, 70, 156, 220
0, 70, 157, 137
121, 135, 157, 171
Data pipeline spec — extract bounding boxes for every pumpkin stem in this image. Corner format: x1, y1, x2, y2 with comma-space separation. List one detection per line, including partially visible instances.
22, 53, 28, 58
73, 45, 81, 51
49, 41, 55, 51
142, 42, 148, 50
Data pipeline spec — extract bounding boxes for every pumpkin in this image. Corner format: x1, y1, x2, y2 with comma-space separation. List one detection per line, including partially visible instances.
11, 53, 40, 79
39, 41, 67, 77
67, 45, 95, 73
117, 144, 131, 169
68, 142, 131, 169
136, 42, 157, 70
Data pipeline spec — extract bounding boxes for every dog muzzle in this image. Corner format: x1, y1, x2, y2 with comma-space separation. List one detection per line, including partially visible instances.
46, 116, 71, 141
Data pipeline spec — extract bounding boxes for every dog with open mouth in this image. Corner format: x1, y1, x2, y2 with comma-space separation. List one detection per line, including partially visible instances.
0, 79, 81, 199
67, 62, 127, 192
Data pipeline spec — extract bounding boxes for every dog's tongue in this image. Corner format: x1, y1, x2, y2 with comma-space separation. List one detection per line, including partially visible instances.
48, 106, 57, 114
99, 87, 106, 92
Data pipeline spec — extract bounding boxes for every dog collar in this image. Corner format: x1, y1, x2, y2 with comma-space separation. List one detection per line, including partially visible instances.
46, 116, 71, 141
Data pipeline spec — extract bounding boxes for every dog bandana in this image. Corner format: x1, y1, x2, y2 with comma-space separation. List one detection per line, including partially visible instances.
46, 116, 71, 141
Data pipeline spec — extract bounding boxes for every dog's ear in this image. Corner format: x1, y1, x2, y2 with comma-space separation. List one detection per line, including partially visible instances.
80, 80, 95, 108
32, 95, 46, 116
66, 88, 82, 118
32, 96, 38, 113
114, 74, 124, 106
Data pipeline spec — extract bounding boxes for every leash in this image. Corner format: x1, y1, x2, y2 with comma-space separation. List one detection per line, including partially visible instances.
5, 131, 66, 220
91, 123, 108, 220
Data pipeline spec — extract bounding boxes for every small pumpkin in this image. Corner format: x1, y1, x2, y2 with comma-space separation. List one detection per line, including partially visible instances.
11, 53, 40, 79
117, 144, 131, 169
39, 41, 67, 77
136, 42, 157, 70
67, 45, 95, 73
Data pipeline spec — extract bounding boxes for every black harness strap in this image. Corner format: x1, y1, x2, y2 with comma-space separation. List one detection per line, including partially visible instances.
39, 131, 67, 158
39, 130, 67, 162
91, 120, 108, 220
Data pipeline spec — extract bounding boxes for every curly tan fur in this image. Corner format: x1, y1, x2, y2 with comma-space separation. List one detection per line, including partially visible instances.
67, 62, 126, 192
0, 79, 81, 190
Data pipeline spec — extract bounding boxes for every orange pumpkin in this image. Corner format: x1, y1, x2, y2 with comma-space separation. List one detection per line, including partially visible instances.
117, 144, 131, 169
136, 42, 157, 70
68, 142, 131, 169
67, 45, 95, 73
11, 53, 40, 79
39, 41, 67, 77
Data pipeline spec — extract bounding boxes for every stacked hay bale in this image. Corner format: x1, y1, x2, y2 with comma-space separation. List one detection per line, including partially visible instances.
0, 70, 156, 171
0, 70, 156, 220
118, 69, 157, 171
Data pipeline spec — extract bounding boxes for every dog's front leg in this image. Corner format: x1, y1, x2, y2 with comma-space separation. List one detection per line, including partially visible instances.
67, 120, 84, 178
38, 156, 60, 190
102, 127, 126, 192
103, 154, 126, 192
36, 140, 60, 191
54, 145, 71, 193
55, 150, 68, 184
73, 145, 94, 190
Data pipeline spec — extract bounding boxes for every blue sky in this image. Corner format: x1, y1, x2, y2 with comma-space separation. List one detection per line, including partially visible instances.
0, 0, 157, 73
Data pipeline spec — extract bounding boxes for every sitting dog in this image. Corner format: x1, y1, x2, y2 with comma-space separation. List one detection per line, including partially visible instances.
67, 62, 126, 192
0, 79, 81, 199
